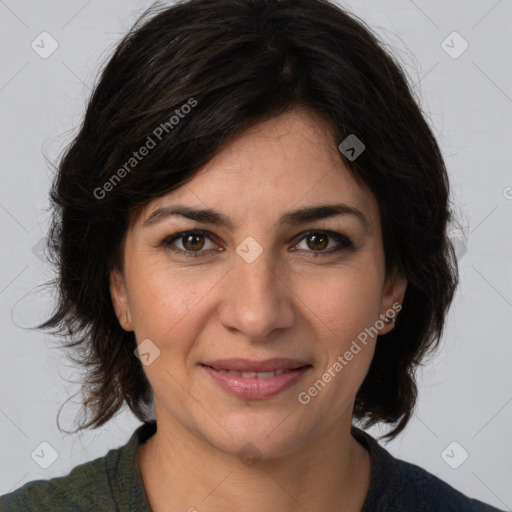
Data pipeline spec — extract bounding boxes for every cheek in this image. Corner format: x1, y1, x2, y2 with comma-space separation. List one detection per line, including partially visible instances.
298, 269, 381, 415
297, 261, 383, 384
303, 263, 383, 331
127, 262, 220, 347
127, 269, 213, 395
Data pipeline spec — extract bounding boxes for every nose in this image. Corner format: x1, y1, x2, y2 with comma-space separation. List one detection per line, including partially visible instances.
217, 247, 296, 341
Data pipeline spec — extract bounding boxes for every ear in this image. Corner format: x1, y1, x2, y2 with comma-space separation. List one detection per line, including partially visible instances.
109, 268, 133, 331
378, 270, 407, 335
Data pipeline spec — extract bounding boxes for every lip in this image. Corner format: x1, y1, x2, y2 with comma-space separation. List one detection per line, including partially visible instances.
200, 362, 312, 399
201, 358, 310, 372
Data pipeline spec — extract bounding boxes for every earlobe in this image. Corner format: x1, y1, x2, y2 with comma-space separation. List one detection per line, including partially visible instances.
109, 268, 133, 331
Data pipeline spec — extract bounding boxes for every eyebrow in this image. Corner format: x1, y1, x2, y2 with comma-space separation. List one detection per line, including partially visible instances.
142, 203, 369, 231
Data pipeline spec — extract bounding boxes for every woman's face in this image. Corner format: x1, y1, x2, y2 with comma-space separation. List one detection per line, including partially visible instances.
110, 109, 406, 458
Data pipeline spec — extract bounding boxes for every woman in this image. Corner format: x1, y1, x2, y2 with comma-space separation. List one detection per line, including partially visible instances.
0, 0, 504, 510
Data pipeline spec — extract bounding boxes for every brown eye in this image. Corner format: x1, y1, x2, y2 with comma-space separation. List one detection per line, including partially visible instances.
305, 233, 329, 251
293, 230, 353, 257
163, 230, 219, 258
182, 233, 205, 251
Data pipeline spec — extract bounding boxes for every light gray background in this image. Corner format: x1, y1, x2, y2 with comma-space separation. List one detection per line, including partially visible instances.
1, 0, 511, 508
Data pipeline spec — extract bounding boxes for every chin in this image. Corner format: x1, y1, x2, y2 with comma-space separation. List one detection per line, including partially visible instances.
198, 411, 310, 462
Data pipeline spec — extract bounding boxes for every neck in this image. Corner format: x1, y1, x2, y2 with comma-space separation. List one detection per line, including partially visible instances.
138, 414, 371, 512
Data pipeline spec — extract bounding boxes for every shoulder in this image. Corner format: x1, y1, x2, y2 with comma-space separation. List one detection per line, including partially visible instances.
0, 421, 156, 512
0, 454, 111, 511
352, 426, 505, 512
394, 457, 504, 511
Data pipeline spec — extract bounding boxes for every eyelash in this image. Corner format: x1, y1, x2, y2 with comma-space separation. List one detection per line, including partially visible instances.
161, 229, 353, 259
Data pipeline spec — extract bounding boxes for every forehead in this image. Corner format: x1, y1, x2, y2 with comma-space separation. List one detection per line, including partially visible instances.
132, 109, 377, 231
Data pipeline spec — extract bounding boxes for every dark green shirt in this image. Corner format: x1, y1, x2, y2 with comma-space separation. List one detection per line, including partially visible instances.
0, 420, 504, 511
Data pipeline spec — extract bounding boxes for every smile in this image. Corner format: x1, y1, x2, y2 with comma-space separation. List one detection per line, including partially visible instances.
200, 363, 312, 399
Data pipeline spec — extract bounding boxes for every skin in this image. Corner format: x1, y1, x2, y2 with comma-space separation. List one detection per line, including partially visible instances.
110, 108, 407, 512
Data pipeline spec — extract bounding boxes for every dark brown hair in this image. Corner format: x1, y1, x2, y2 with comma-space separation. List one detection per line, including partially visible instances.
40, 0, 458, 440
